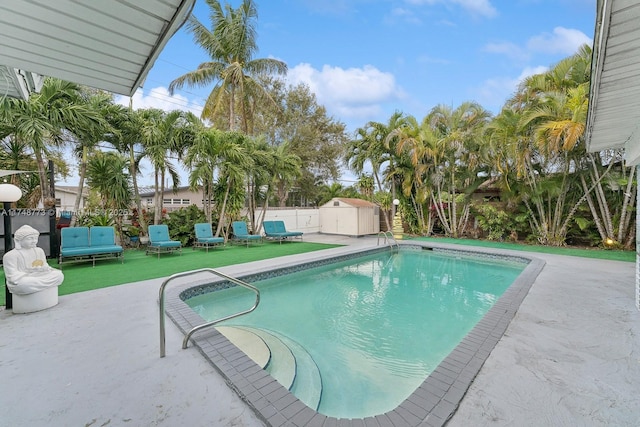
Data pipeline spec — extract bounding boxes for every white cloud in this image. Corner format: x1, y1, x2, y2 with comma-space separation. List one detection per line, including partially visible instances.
483, 41, 529, 61
454, 0, 497, 17
518, 65, 550, 80
476, 65, 548, 112
527, 27, 592, 55
114, 86, 204, 117
385, 7, 422, 25
287, 63, 404, 121
405, 0, 497, 18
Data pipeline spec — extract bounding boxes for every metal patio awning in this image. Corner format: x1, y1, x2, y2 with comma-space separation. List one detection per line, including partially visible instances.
0, 0, 195, 99
586, 0, 640, 164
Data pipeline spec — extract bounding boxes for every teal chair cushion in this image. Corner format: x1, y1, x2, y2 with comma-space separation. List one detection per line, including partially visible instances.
148, 225, 181, 247
61, 227, 90, 249
90, 226, 117, 246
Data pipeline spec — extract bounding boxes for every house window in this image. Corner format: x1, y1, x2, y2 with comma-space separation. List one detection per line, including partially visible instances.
182, 199, 190, 205
333, 201, 339, 206
55, 198, 61, 206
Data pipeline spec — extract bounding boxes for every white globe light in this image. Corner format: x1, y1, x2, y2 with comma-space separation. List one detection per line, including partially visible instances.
393, 199, 400, 206
0, 183, 22, 202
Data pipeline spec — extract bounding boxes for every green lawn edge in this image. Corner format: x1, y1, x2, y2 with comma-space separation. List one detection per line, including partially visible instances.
408, 236, 635, 262
1, 242, 341, 307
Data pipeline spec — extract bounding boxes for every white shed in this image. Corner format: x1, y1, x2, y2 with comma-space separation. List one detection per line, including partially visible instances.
319, 198, 380, 236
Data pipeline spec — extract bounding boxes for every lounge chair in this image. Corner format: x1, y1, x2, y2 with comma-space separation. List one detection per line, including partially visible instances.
231, 221, 262, 247
193, 223, 225, 252
263, 220, 303, 244
146, 224, 182, 258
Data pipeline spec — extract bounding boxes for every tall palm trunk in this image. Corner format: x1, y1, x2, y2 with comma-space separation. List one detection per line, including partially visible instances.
215, 181, 232, 238
153, 168, 162, 224
129, 147, 147, 234
34, 150, 49, 205
204, 181, 213, 224
374, 169, 391, 231
71, 146, 88, 226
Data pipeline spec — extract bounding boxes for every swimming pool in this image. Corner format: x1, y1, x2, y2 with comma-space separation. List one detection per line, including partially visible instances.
187, 249, 524, 418
165, 243, 544, 426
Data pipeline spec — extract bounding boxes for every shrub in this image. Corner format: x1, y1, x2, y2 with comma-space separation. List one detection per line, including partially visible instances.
472, 203, 527, 241
164, 205, 206, 246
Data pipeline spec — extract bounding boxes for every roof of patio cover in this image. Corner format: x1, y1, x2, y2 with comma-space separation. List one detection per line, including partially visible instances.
0, 0, 195, 98
586, 0, 640, 164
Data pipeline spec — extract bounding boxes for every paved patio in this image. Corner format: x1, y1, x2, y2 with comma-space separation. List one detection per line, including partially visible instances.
1, 234, 638, 426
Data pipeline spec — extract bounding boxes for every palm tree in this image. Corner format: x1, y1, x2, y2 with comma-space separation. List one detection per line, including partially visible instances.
0, 136, 40, 206
86, 151, 131, 237
0, 77, 105, 204
244, 135, 271, 231
70, 90, 125, 225
271, 141, 301, 208
504, 45, 604, 246
186, 129, 251, 236
138, 109, 200, 224
317, 182, 346, 206
105, 107, 148, 232
387, 115, 437, 234
356, 174, 374, 200
346, 111, 409, 229
213, 132, 252, 236
168, 0, 287, 132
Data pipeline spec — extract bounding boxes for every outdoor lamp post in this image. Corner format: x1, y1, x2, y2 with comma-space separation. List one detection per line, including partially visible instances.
392, 198, 403, 240
1, 183, 23, 309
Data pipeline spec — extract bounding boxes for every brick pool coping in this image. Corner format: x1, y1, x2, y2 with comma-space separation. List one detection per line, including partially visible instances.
163, 243, 545, 426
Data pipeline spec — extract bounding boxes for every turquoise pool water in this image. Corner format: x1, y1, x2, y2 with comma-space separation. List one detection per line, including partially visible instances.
186, 249, 525, 418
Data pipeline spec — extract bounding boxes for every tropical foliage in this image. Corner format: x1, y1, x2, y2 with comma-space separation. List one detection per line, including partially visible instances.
0, 0, 633, 252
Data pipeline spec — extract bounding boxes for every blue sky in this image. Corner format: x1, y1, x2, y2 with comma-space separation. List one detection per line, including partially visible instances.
112, 0, 596, 185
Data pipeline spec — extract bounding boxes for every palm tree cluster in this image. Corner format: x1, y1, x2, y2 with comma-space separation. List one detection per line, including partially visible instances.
0, 78, 308, 238
1, 0, 633, 249
0, 0, 339, 241
346, 45, 635, 248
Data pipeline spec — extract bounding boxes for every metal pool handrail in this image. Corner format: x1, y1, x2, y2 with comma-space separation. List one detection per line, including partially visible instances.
159, 268, 260, 358
377, 231, 399, 251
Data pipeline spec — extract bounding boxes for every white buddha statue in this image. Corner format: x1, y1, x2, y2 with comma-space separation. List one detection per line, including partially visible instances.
3, 225, 64, 295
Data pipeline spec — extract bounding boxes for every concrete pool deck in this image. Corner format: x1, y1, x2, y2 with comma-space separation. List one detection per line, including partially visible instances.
1, 234, 639, 426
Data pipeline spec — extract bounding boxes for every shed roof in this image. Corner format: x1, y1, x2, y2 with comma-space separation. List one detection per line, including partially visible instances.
321, 198, 379, 208
0, 0, 195, 99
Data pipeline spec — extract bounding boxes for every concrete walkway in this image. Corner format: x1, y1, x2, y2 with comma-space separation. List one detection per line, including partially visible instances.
1, 234, 638, 426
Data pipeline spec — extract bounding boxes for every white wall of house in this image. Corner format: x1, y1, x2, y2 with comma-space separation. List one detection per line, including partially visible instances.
54, 186, 87, 216
139, 187, 205, 213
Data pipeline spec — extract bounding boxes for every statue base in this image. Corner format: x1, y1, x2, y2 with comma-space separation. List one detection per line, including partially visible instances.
12, 287, 59, 314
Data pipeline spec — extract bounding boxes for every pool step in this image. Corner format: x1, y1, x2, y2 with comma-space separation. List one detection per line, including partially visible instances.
218, 325, 322, 411
271, 330, 322, 411
236, 326, 296, 389
216, 326, 270, 368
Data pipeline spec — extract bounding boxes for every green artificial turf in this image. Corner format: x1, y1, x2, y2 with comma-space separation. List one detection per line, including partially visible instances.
409, 236, 635, 262
0, 241, 340, 307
